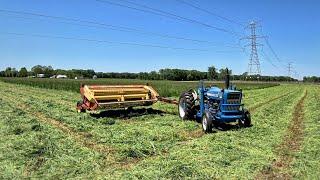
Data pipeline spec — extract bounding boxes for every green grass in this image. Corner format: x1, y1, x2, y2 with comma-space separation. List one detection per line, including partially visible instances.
0, 77, 279, 97
0, 81, 318, 179
119, 87, 304, 179
0, 96, 110, 179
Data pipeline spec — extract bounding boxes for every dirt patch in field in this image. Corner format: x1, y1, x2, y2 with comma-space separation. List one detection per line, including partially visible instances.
257, 90, 307, 179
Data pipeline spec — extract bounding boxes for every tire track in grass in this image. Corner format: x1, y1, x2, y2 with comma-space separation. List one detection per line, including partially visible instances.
0, 102, 48, 177
0, 88, 167, 170
0, 100, 118, 177
249, 90, 296, 112
3, 96, 115, 154
257, 90, 307, 179
0, 94, 129, 168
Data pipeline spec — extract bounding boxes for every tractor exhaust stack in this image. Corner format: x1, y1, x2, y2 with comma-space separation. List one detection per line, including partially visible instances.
225, 68, 230, 89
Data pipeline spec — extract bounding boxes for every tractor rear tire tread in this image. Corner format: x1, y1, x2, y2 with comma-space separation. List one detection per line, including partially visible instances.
178, 90, 196, 120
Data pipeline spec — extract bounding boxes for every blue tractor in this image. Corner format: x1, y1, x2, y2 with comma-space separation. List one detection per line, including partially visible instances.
178, 69, 251, 133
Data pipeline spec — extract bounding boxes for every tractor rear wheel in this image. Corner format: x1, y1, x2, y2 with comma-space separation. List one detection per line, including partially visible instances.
178, 90, 196, 120
202, 112, 213, 133
239, 109, 251, 127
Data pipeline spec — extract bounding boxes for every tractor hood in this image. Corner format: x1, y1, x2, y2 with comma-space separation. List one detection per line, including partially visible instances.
205, 87, 222, 98
205, 86, 241, 99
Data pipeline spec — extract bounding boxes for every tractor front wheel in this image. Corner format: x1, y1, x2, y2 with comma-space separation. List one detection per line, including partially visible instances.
239, 109, 251, 127
178, 90, 196, 120
202, 112, 213, 133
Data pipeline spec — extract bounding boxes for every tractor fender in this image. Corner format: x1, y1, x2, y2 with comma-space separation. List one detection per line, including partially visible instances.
190, 89, 198, 100
186, 89, 198, 101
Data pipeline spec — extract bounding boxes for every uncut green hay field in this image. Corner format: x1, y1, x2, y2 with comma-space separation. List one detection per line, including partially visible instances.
0, 77, 279, 97
0, 81, 319, 179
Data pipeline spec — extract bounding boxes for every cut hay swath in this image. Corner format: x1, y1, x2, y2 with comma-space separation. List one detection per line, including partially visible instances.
0, 81, 319, 179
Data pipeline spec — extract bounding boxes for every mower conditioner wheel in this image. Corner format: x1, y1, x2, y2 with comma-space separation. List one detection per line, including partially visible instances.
77, 101, 86, 113
178, 90, 196, 120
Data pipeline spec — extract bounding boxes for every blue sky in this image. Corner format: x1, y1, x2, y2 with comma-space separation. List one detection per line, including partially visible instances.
0, 0, 319, 78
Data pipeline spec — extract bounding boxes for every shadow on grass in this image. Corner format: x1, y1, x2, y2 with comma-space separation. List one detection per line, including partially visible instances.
90, 107, 166, 119
215, 123, 253, 131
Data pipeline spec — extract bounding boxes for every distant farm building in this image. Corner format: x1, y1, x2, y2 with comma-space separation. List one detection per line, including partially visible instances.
75, 76, 84, 80
56, 75, 68, 79
37, 74, 45, 78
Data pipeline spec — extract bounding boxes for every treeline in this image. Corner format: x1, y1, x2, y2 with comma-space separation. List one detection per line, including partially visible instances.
0, 65, 298, 82
234, 73, 298, 82
0, 65, 95, 79
303, 76, 320, 83
0, 65, 225, 80
96, 69, 208, 81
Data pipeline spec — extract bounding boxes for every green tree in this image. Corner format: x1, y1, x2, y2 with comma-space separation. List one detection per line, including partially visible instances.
4, 67, 12, 77
241, 72, 248, 80
218, 68, 232, 80
19, 67, 28, 77
43, 66, 54, 77
31, 65, 44, 75
149, 71, 159, 80
208, 66, 218, 80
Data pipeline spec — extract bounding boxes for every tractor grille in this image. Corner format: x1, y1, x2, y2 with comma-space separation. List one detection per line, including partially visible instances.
224, 105, 240, 111
227, 93, 241, 104
223, 93, 241, 112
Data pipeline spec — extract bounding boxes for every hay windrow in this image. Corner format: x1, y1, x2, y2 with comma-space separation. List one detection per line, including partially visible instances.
257, 90, 307, 179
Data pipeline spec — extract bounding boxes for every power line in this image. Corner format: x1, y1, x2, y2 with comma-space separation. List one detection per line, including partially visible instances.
264, 37, 282, 63
259, 26, 292, 75
2, 32, 210, 51
292, 70, 300, 80
0, 9, 236, 46
175, 0, 244, 26
95, 0, 240, 36
261, 49, 278, 68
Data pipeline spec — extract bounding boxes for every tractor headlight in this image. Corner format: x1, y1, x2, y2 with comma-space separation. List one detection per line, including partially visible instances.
218, 92, 223, 99
239, 106, 243, 111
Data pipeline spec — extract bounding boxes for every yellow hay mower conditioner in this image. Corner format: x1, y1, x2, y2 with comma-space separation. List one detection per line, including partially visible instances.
76, 84, 168, 112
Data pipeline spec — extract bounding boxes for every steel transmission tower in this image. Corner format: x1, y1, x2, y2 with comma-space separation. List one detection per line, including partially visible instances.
287, 62, 293, 78
242, 21, 265, 75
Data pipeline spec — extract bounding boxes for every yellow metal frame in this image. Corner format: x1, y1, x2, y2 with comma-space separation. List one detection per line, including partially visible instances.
82, 85, 159, 109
